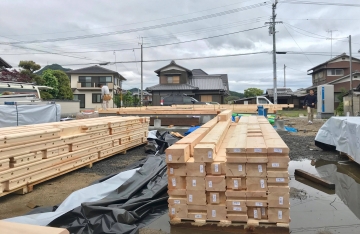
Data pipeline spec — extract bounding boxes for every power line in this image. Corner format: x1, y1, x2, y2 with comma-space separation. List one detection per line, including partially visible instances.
0, 2, 270, 45
1, 0, 258, 37
280, 0, 360, 7
0, 26, 267, 55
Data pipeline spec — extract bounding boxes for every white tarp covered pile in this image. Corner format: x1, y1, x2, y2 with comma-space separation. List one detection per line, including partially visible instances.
315, 117, 360, 164
0, 104, 61, 127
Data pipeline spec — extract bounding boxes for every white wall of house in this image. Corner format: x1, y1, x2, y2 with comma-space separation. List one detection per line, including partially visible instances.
70, 74, 121, 109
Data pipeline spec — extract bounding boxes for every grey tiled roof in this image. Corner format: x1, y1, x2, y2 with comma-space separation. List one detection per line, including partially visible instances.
192, 69, 208, 75
146, 83, 198, 91
67, 65, 126, 80
0, 57, 12, 68
190, 77, 226, 91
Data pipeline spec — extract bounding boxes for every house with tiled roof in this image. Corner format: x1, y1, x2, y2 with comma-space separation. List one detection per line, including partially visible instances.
67, 65, 126, 109
146, 61, 229, 105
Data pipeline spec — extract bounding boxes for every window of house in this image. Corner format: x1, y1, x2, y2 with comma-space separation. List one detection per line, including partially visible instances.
99, 76, 112, 84
79, 77, 92, 87
92, 93, 102, 103
73, 94, 85, 108
167, 76, 180, 84
327, 69, 344, 76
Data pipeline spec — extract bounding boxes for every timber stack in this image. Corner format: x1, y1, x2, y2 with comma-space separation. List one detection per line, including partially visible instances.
166, 113, 290, 227
0, 116, 149, 196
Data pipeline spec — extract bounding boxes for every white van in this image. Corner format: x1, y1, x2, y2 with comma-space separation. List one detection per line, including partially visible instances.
0, 82, 52, 104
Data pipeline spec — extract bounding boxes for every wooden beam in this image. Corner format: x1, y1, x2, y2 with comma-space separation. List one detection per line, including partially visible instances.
294, 169, 335, 189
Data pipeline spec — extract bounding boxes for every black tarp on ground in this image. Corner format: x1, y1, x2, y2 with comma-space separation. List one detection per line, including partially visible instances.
29, 131, 179, 234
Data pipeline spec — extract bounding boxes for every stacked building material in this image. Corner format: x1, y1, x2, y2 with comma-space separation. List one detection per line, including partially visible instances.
0, 116, 149, 196
167, 114, 290, 226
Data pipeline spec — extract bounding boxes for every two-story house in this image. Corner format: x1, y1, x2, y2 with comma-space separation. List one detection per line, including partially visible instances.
146, 60, 229, 105
307, 53, 360, 107
67, 65, 126, 109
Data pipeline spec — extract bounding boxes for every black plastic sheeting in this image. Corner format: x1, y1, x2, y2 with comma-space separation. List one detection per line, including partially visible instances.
26, 131, 179, 234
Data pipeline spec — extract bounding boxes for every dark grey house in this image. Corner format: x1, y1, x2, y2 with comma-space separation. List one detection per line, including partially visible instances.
0, 57, 12, 70
146, 61, 229, 105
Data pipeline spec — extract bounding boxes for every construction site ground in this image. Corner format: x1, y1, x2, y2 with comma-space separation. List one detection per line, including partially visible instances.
0, 117, 357, 234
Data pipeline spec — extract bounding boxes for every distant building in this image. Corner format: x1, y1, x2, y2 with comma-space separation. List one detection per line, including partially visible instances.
0, 57, 12, 71
307, 53, 360, 108
146, 60, 229, 105
67, 65, 126, 109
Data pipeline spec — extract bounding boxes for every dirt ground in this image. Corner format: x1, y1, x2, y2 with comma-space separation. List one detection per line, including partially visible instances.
284, 117, 327, 136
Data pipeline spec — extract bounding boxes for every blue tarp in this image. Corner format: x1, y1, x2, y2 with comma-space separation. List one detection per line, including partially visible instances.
184, 126, 200, 136
273, 126, 298, 132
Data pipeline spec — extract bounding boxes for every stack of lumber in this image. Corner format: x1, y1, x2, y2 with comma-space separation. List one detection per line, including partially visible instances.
166, 114, 290, 227
0, 116, 149, 196
0, 220, 69, 234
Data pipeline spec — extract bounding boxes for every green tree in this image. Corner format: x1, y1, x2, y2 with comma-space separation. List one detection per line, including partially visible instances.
335, 88, 347, 116
244, 88, 263, 98
133, 95, 140, 106
113, 94, 121, 107
42, 70, 59, 98
123, 91, 133, 107
225, 96, 240, 103
52, 70, 73, 100
18, 61, 44, 85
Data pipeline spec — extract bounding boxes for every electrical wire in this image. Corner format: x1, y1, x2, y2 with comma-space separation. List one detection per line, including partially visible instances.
0, 2, 270, 45
280, 0, 360, 7
1, 0, 260, 37
0, 26, 267, 55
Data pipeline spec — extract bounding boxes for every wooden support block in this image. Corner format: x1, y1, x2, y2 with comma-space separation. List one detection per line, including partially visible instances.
186, 158, 206, 177
207, 192, 226, 205
193, 144, 216, 162
225, 163, 246, 177
168, 163, 187, 176
205, 175, 226, 191
267, 156, 290, 169
248, 207, 268, 220
166, 144, 190, 163
226, 177, 246, 190
176, 127, 210, 156
168, 196, 187, 205
186, 191, 206, 205
199, 119, 230, 153
0, 159, 10, 171
168, 176, 186, 190
187, 205, 207, 220
169, 204, 188, 219
268, 208, 290, 223
0, 220, 69, 234
246, 177, 267, 191
217, 110, 232, 122
295, 169, 335, 189
207, 205, 227, 221
186, 176, 205, 190
113, 139, 120, 147
246, 137, 267, 154
246, 163, 267, 177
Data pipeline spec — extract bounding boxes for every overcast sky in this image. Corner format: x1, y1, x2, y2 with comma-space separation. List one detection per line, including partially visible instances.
0, 0, 360, 93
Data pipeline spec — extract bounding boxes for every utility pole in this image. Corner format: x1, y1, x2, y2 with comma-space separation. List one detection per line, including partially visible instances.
284, 64, 286, 87
138, 37, 149, 106
327, 30, 338, 59
349, 35, 353, 116
266, 0, 282, 104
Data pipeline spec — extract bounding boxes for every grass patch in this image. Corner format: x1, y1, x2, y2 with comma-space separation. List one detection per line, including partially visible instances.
277, 109, 307, 117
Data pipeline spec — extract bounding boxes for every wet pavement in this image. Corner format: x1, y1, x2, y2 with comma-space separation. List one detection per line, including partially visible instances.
141, 158, 360, 234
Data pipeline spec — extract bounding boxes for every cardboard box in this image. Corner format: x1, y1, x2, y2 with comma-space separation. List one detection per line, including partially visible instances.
186, 190, 206, 205
268, 208, 290, 223
246, 163, 267, 177
168, 204, 188, 219
167, 163, 186, 176
207, 205, 227, 221
187, 205, 207, 220
186, 176, 205, 190
186, 158, 206, 177
168, 176, 186, 190
225, 163, 246, 177
226, 177, 246, 190
166, 144, 190, 163
206, 192, 226, 205
205, 175, 226, 191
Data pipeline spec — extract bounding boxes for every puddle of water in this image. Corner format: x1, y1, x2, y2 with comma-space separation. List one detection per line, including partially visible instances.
143, 159, 360, 234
